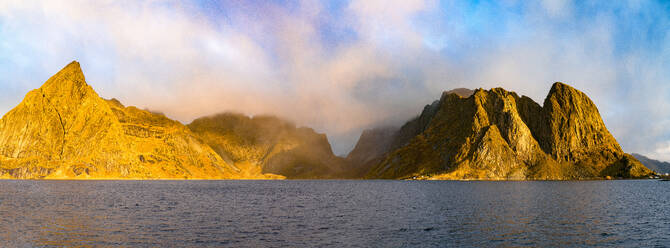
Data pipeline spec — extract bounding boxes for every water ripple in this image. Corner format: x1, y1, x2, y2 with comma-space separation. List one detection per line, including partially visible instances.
0, 180, 667, 247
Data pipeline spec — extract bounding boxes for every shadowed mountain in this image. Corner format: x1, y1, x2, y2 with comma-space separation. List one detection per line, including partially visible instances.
350, 83, 653, 180
632, 153, 670, 174
346, 88, 474, 178
188, 113, 348, 179
345, 126, 399, 178
0, 61, 260, 179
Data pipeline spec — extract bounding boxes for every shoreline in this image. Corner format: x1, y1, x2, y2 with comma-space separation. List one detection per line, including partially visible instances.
0, 178, 660, 181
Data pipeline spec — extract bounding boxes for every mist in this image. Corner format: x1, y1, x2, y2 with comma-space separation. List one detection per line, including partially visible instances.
0, 0, 669, 158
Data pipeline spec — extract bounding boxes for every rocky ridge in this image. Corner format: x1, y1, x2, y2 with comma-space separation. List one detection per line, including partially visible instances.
356, 83, 652, 179
188, 113, 347, 179
345, 88, 477, 178
0, 61, 653, 180
0, 61, 271, 179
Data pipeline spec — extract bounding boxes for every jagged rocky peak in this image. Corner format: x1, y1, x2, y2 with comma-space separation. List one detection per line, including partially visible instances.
41, 61, 87, 89
38, 61, 102, 110
540, 82, 622, 162
361, 82, 652, 180
0, 61, 242, 179
443, 88, 475, 98
0, 61, 117, 166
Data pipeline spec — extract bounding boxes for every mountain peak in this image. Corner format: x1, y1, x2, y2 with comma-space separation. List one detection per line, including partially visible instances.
362, 82, 653, 179
64, 60, 81, 70
443, 88, 475, 98
53, 60, 84, 80
550, 81, 570, 90
40, 61, 88, 94
547, 82, 582, 99
0, 61, 242, 179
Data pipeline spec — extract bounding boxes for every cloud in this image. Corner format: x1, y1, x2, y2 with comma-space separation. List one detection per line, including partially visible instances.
540, 0, 573, 18
0, 0, 669, 158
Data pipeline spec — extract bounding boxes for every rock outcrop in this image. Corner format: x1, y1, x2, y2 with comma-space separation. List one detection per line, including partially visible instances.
188, 113, 347, 179
358, 83, 653, 179
0, 61, 253, 179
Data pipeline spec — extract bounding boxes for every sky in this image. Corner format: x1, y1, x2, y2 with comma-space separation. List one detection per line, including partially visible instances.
0, 0, 669, 159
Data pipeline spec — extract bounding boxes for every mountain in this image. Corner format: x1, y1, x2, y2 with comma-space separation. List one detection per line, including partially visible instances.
345, 126, 399, 178
354, 83, 653, 180
345, 88, 474, 178
187, 113, 347, 179
0, 62, 653, 180
0, 61, 259, 179
444, 88, 475, 98
632, 153, 670, 174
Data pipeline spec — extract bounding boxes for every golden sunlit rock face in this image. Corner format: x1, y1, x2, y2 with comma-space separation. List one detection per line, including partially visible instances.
188, 113, 347, 179
0, 61, 652, 180
0, 61, 250, 179
361, 83, 653, 180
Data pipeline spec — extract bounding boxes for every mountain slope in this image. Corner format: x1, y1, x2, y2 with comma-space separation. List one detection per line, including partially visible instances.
346, 88, 474, 177
361, 83, 652, 180
345, 126, 398, 178
632, 153, 670, 174
188, 113, 347, 179
0, 61, 243, 179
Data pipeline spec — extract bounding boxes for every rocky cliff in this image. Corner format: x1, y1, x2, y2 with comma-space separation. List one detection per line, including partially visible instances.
346, 88, 473, 178
0, 61, 253, 179
188, 113, 347, 179
360, 83, 652, 179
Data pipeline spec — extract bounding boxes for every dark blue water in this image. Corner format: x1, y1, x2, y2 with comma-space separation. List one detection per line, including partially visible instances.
0, 180, 668, 247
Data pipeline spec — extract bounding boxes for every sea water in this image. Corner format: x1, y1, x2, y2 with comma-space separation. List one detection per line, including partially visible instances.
0, 180, 668, 247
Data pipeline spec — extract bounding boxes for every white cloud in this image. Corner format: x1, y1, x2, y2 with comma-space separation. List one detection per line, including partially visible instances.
540, 0, 573, 18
